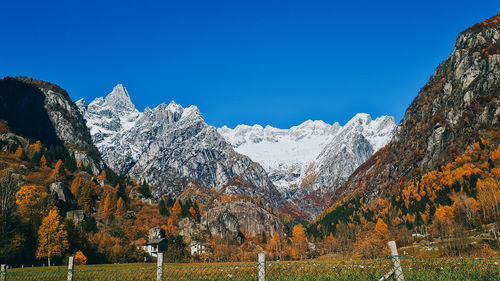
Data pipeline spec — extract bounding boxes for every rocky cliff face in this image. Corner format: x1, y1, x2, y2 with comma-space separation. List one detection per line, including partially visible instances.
332, 14, 500, 205
78, 85, 281, 205
201, 201, 283, 238
0, 77, 103, 171
220, 114, 396, 219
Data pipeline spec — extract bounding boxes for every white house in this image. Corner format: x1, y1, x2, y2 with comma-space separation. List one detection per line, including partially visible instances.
190, 243, 206, 255
143, 227, 167, 257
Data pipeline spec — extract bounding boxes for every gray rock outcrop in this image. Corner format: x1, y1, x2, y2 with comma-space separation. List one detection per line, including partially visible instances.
201, 201, 283, 238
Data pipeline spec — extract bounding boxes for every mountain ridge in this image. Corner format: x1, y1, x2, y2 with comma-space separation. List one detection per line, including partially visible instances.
78, 85, 282, 206
219, 113, 397, 219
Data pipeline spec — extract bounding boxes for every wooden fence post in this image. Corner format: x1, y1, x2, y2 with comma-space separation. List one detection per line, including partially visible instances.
258, 252, 266, 281
1, 264, 6, 281
157, 252, 164, 281
67, 256, 74, 281
388, 241, 404, 281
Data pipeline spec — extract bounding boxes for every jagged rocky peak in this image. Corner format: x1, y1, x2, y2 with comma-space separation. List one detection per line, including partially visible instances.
80, 84, 281, 206
75, 98, 87, 115
105, 84, 136, 112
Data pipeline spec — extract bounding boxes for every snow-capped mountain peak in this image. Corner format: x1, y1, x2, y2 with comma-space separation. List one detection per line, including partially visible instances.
78, 85, 280, 206
219, 114, 397, 218
105, 84, 136, 112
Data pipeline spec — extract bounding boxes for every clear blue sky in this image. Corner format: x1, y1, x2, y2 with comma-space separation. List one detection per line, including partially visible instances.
0, 1, 497, 128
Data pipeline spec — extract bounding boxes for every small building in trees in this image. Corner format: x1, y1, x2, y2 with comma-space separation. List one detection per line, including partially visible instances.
190, 242, 206, 255
143, 227, 167, 257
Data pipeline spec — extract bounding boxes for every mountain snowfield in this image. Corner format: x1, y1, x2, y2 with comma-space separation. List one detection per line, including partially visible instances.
77, 84, 397, 219
219, 114, 397, 195
218, 121, 340, 193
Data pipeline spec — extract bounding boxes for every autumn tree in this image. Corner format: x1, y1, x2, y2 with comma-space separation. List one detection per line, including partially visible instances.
97, 170, 106, 184
14, 145, 23, 159
171, 199, 182, 219
354, 219, 389, 259
451, 193, 480, 227
322, 233, 336, 254
476, 177, 500, 221
268, 232, 283, 260
40, 155, 47, 167
291, 224, 307, 260
374, 218, 389, 240
102, 194, 113, 216
115, 197, 126, 219
74, 250, 87, 265
433, 205, 455, 243
52, 160, 65, 180
36, 207, 69, 266
164, 217, 177, 235
15, 185, 48, 224
70, 176, 84, 196
70, 177, 94, 213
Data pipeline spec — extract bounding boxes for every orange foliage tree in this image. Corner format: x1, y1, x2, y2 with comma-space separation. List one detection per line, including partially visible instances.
291, 225, 307, 260
36, 207, 69, 266
15, 185, 48, 223
171, 199, 182, 219
74, 250, 87, 265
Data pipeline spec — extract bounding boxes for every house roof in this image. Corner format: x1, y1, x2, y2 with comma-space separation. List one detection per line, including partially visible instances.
146, 238, 166, 245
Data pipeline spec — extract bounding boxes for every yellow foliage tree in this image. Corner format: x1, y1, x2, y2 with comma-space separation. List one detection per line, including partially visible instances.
97, 170, 106, 184
171, 199, 182, 219
36, 207, 69, 266
14, 145, 23, 158
74, 250, 87, 265
15, 185, 48, 222
164, 217, 177, 235
103, 194, 113, 215
291, 224, 307, 260
268, 232, 283, 260
51, 160, 63, 181
40, 155, 47, 167
374, 218, 389, 240
433, 205, 455, 241
476, 177, 500, 220
70, 176, 84, 196
115, 197, 126, 218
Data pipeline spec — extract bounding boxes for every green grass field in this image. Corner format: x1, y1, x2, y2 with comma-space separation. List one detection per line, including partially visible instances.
5, 257, 499, 280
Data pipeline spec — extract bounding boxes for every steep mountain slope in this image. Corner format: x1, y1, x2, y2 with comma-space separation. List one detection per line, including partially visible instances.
0, 77, 103, 171
220, 114, 396, 219
78, 85, 281, 205
328, 14, 500, 209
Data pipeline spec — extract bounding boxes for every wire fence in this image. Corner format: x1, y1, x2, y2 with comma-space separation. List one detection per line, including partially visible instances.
3, 257, 499, 281
2, 242, 499, 281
